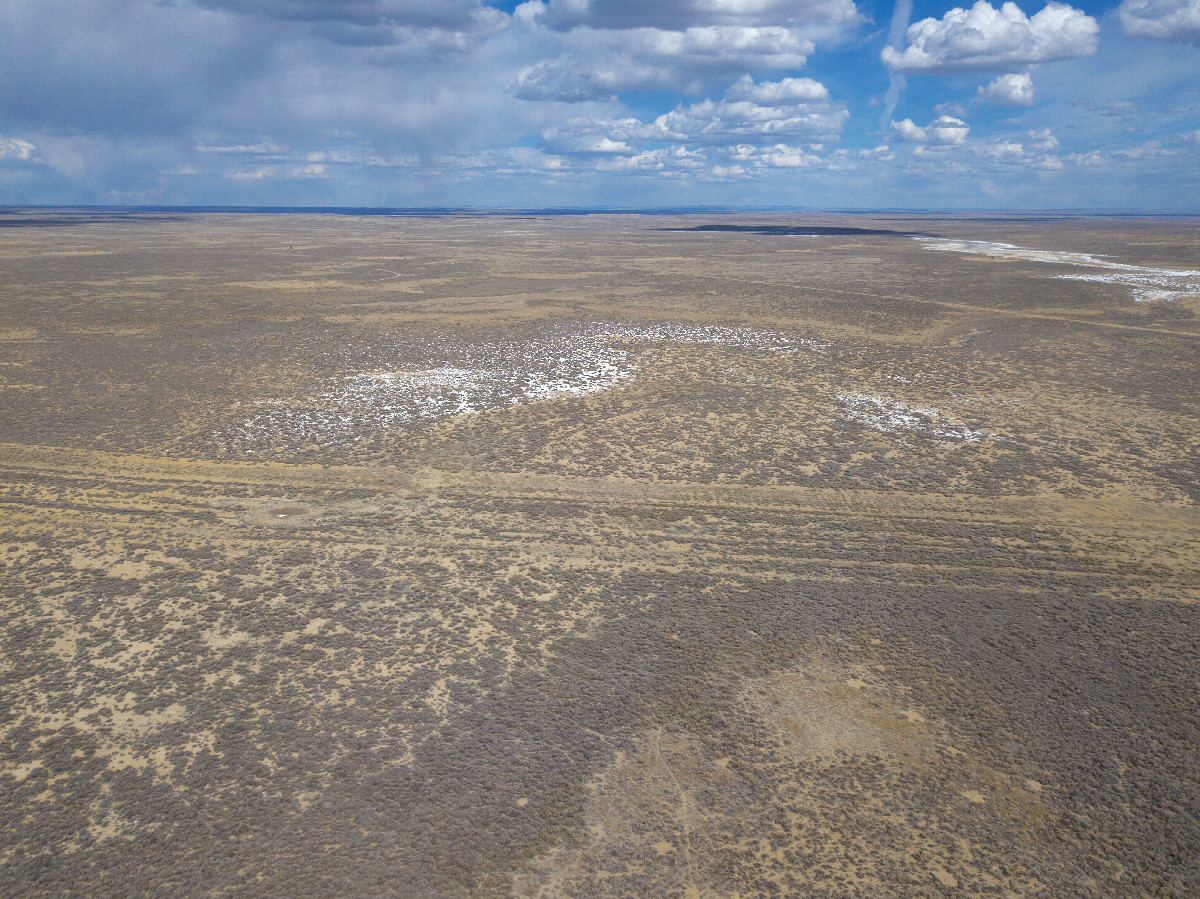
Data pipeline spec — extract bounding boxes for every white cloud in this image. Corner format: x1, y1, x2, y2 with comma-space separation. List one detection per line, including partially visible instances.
603, 146, 707, 172
599, 24, 813, 62
756, 144, 824, 167
890, 116, 970, 145
513, 26, 815, 100
881, 2, 1099, 74
728, 142, 823, 168
225, 162, 331, 180
723, 73, 829, 104
890, 126, 1071, 180
933, 118, 970, 144
512, 0, 866, 101
978, 72, 1034, 105
534, 0, 860, 32
512, 60, 619, 102
1119, 0, 1200, 43
196, 140, 287, 155
841, 144, 895, 161
527, 75, 848, 181
709, 163, 746, 178
891, 118, 927, 142
546, 84, 847, 154
647, 76, 847, 144
0, 136, 36, 161
1026, 127, 1059, 151
983, 139, 1029, 160
540, 76, 846, 156
541, 129, 635, 155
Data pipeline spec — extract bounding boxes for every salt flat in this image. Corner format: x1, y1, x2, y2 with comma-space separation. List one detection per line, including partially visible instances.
1, 211, 1198, 897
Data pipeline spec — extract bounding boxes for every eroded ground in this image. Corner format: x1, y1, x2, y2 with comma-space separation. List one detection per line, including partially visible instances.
1, 211, 1198, 897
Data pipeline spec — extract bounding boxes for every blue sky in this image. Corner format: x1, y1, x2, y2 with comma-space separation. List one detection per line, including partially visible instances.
0, 0, 1197, 209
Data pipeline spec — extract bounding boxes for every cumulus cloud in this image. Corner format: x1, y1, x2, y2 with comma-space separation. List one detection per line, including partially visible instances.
1026, 128, 1059, 152
604, 146, 707, 173
890, 116, 970, 144
890, 118, 926, 142
1119, 0, 1200, 43
530, 0, 860, 32
734, 143, 823, 167
512, 0, 864, 100
978, 72, 1034, 105
540, 125, 635, 155
976, 137, 1064, 168
512, 60, 619, 102
648, 76, 848, 144
840, 144, 895, 161
536, 75, 847, 179
724, 74, 829, 104
512, 25, 815, 100
882, 1, 1098, 74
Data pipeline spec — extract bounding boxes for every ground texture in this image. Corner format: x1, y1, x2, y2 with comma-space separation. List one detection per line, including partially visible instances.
1, 211, 1198, 897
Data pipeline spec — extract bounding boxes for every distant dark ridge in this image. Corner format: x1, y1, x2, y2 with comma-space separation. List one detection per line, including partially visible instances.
0, 205, 743, 218
0, 206, 721, 228
662, 224, 920, 237
0, 211, 190, 227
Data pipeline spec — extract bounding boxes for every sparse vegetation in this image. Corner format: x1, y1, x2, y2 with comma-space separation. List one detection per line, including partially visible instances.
0, 211, 1198, 897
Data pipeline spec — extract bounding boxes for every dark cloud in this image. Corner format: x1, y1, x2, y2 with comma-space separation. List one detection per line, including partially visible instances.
0, 0, 269, 134
188, 0, 508, 49
1119, 0, 1200, 44
196, 0, 503, 34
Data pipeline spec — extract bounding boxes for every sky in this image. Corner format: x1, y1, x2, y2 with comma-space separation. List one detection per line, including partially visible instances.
0, 0, 1197, 209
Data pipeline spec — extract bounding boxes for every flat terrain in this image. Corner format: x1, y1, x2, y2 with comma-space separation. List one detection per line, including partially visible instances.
1, 211, 1197, 897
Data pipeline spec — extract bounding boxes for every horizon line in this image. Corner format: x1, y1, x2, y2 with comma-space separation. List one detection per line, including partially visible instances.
2, 205, 1199, 218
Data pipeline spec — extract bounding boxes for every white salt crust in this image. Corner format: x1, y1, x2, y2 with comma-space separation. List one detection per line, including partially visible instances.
837, 393, 992, 443
216, 322, 820, 452
917, 238, 1200, 302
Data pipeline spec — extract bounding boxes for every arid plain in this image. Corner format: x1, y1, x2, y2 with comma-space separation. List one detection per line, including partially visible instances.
1, 210, 1197, 897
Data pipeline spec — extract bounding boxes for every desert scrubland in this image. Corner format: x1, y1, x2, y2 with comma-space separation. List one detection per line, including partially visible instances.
0, 210, 1197, 897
